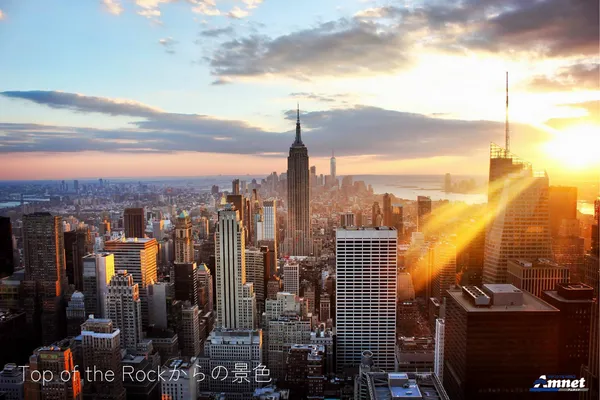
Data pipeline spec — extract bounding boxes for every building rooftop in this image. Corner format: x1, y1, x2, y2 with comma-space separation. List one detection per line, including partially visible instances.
509, 258, 566, 269
367, 372, 450, 400
106, 237, 156, 244
165, 357, 196, 370
449, 284, 559, 313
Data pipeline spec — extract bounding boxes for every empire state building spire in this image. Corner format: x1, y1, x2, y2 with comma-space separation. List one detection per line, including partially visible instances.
294, 102, 303, 146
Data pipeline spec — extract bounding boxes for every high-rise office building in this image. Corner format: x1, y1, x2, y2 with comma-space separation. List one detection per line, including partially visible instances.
457, 223, 485, 286
580, 291, 599, 400
24, 341, 82, 400
487, 143, 531, 207
105, 237, 157, 327
431, 242, 457, 300
80, 317, 126, 400
232, 179, 240, 195
417, 196, 432, 232
66, 291, 86, 337
179, 302, 201, 357
148, 281, 169, 329
391, 204, 404, 238
286, 344, 326, 397
261, 199, 278, 264
507, 258, 569, 297
123, 208, 145, 238
0, 363, 24, 400
330, 150, 336, 180
23, 212, 67, 345
198, 216, 210, 240
336, 227, 397, 372
483, 170, 552, 284
82, 252, 115, 318
549, 186, 578, 237
340, 212, 355, 227
215, 204, 256, 329
541, 283, 594, 376
0, 217, 14, 279
64, 227, 93, 291
444, 285, 559, 400
174, 261, 198, 305
371, 202, 382, 227
197, 329, 263, 399
286, 106, 312, 256
174, 211, 194, 264
161, 357, 199, 400
106, 270, 143, 351
283, 262, 300, 296
245, 248, 266, 318
434, 318, 445, 382
382, 193, 392, 226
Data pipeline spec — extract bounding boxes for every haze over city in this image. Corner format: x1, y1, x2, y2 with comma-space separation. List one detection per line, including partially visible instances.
0, 0, 598, 181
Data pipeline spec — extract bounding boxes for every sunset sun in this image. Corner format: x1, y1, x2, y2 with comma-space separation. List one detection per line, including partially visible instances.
544, 124, 600, 169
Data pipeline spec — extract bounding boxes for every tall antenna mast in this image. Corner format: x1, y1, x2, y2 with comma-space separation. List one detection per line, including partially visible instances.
505, 71, 510, 153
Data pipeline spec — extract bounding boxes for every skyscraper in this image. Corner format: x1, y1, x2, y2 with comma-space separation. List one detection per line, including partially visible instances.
382, 193, 392, 226
232, 179, 240, 195
0, 217, 14, 279
80, 317, 126, 400
330, 149, 336, 180
215, 204, 256, 329
541, 283, 594, 376
549, 186, 578, 237
105, 237, 157, 327
283, 262, 300, 296
431, 242, 457, 300
286, 105, 312, 256
64, 227, 93, 291
82, 252, 115, 318
417, 196, 432, 232
245, 247, 266, 318
340, 211, 355, 227
106, 270, 143, 351
23, 212, 67, 345
24, 341, 82, 400
336, 227, 397, 372
483, 170, 552, 284
174, 211, 194, 263
507, 258, 569, 297
123, 207, 145, 238
179, 302, 201, 357
444, 285, 559, 400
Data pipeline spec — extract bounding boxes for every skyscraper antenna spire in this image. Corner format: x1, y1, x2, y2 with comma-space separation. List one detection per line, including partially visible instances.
294, 103, 303, 145
505, 71, 510, 153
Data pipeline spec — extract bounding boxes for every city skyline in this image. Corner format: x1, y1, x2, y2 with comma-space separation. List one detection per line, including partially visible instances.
0, 1, 598, 180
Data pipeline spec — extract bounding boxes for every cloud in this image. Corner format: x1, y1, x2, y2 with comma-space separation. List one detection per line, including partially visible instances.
527, 63, 600, 92
446, 0, 599, 57
158, 37, 177, 54
211, 77, 232, 85
353, 6, 403, 19
199, 26, 235, 37
102, 0, 123, 15
0, 90, 549, 160
209, 19, 411, 80
545, 100, 600, 130
227, 6, 249, 19
1, 91, 163, 118
191, 0, 221, 16
242, 0, 263, 9
289, 92, 353, 104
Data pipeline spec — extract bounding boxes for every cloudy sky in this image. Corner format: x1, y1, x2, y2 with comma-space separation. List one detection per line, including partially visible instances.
0, 0, 598, 180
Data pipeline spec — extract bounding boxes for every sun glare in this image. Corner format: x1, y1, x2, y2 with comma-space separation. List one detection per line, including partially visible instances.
544, 124, 600, 169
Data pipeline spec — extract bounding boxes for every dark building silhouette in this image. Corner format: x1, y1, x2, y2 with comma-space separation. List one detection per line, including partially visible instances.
0, 217, 14, 279
174, 262, 198, 306
417, 196, 432, 232
123, 208, 145, 238
285, 344, 326, 399
285, 105, 311, 256
23, 212, 67, 345
541, 283, 593, 376
444, 284, 559, 400
382, 193, 393, 226
548, 186, 578, 237
64, 227, 93, 291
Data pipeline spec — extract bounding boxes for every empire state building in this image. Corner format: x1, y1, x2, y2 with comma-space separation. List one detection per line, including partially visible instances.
285, 106, 312, 256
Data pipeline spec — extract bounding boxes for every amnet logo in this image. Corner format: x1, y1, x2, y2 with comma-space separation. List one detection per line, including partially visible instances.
530, 375, 589, 392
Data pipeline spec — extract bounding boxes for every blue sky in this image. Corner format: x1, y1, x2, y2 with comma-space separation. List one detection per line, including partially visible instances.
0, 0, 598, 180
